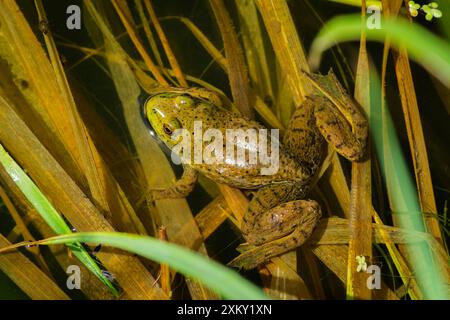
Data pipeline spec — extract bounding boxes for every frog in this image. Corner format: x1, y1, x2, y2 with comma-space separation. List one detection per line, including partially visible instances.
143, 70, 368, 270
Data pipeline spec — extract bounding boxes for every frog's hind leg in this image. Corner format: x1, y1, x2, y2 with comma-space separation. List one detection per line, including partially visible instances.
230, 199, 321, 270
241, 182, 306, 238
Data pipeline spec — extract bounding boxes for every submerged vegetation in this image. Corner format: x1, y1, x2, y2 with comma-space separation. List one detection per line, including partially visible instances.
0, 0, 449, 300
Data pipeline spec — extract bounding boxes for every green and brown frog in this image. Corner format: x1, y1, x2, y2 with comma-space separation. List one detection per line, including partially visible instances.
143, 71, 368, 269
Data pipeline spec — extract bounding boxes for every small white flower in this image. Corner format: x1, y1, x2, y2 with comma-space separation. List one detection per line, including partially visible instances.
422, 2, 443, 21
356, 255, 368, 272
409, 1, 421, 17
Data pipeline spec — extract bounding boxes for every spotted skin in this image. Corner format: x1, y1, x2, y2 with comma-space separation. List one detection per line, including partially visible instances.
144, 73, 367, 269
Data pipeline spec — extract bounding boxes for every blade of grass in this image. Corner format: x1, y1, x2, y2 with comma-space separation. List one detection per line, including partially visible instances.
379, 0, 443, 244
393, 47, 443, 243
235, 0, 275, 101
34, 0, 106, 204
143, 0, 187, 87
0, 171, 116, 299
378, 0, 424, 300
371, 75, 450, 299
326, 0, 382, 7
1, 232, 268, 300
158, 226, 171, 297
262, 259, 312, 299
275, 63, 296, 127
0, 142, 118, 295
135, 0, 168, 77
210, 0, 254, 119
0, 96, 167, 299
84, 1, 218, 299
318, 152, 421, 298
0, 184, 52, 276
35, 0, 148, 236
304, 0, 355, 89
309, 14, 450, 87
298, 248, 326, 299
346, 1, 373, 300
110, 0, 168, 85
0, 57, 85, 189
0, 186, 38, 254
0, 0, 85, 176
0, 234, 69, 300
438, 0, 450, 40
71, 83, 150, 235
161, 16, 228, 72
255, 0, 315, 105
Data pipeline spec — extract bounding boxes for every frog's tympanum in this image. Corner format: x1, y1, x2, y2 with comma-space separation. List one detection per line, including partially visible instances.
144, 71, 368, 269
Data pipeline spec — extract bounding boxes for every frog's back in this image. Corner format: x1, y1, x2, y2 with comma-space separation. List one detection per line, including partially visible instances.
146, 92, 315, 189
184, 105, 312, 189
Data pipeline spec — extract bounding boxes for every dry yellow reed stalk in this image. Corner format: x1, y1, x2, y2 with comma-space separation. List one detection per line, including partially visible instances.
210, 0, 254, 119
0, 234, 69, 300
0, 97, 167, 299
144, 0, 188, 87
346, 0, 373, 300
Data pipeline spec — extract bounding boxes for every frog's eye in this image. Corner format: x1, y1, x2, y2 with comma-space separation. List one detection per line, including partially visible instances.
175, 95, 194, 108
162, 123, 173, 136
162, 118, 182, 137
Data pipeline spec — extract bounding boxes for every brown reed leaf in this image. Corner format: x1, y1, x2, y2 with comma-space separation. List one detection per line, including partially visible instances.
0, 234, 69, 300
0, 96, 167, 299
346, 1, 373, 300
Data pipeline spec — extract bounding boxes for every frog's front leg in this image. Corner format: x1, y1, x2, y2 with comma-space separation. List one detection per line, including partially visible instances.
147, 165, 198, 201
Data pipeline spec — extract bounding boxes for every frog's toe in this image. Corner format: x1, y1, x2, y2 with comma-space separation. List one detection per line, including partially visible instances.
228, 243, 262, 269
228, 249, 265, 270
145, 188, 164, 202
235, 242, 255, 253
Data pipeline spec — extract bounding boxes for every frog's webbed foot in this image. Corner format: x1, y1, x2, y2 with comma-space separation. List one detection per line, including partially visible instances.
140, 166, 198, 204
314, 95, 366, 161
309, 71, 368, 161
229, 199, 321, 270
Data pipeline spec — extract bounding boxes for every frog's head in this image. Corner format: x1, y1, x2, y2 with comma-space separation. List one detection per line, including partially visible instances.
144, 92, 197, 148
